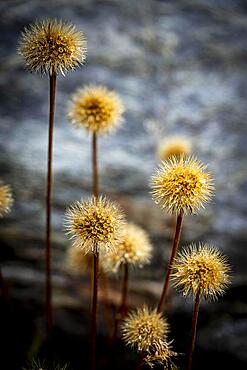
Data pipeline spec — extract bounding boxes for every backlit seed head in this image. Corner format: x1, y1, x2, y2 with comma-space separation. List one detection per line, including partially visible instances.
151, 156, 214, 215
18, 18, 87, 75
157, 136, 192, 161
68, 84, 124, 134
65, 196, 125, 255
101, 223, 152, 273
0, 183, 13, 217
144, 339, 176, 368
172, 243, 231, 300
122, 306, 169, 352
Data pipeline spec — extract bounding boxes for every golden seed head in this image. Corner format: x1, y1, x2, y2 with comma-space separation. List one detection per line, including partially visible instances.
172, 243, 231, 300
18, 18, 87, 75
157, 136, 192, 161
66, 244, 89, 275
150, 155, 214, 215
68, 84, 124, 135
0, 183, 13, 217
65, 196, 125, 255
101, 223, 152, 273
144, 339, 176, 368
122, 306, 169, 352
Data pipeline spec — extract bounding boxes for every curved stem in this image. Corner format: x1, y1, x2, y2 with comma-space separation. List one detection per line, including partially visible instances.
157, 212, 183, 313
46, 73, 57, 334
186, 291, 200, 370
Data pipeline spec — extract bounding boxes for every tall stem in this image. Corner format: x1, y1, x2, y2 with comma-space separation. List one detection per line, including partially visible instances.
91, 250, 99, 370
186, 290, 200, 370
45, 73, 57, 334
92, 132, 99, 198
91, 132, 99, 370
157, 212, 183, 313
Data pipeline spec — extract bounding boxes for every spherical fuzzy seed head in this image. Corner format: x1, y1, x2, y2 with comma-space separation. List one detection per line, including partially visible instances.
66, 244, 89, 275
171, 243, 231, 300
157, 136, 192, 161
150, 156, 214, 215
122, 306, 169, 352
65, 196, 125, 255
101, 223, 153, 273
68, 84, 124, 135
18, 18, 87, 75
0, 183, 13, 217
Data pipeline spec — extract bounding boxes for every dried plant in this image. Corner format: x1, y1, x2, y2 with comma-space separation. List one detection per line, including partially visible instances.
18, 19, 86, 75
150, 155, 214, 312
122, 307, 175, 368
0, 182, 13, 217
101, 222, 152, 274
151, 156, 214, 216
18, 18, 87, 333
157, 136, 192, 161
68, 84, 124, 135
172, 243, 230, 370
65, 196, 125, 255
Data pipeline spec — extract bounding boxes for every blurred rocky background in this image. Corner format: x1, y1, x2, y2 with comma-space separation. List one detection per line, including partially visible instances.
0, 0, 247, 369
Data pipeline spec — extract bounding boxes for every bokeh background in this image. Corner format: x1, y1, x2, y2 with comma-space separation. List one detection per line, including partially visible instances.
0, 0, 247, 369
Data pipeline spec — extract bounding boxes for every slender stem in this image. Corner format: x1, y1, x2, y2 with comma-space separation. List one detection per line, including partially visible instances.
45, 73, 57, 334
186, 291, 200, 370
91, 250, 99, 370
157, 212, 183, 313
101, 271, 113, 342
0, 267, 9, 300
92, 132, 99, 198
91, 132, 99, 370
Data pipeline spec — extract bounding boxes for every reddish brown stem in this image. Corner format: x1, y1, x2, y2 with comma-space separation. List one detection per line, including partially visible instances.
45, 73, 57, 334
186, 290, 200, 370
92, 132, 99, 198
91, 250, 99, 370
157, 212, 183, 312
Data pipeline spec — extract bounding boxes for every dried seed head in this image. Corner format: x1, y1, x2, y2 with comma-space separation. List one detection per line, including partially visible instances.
0, 183, 13, 217
172, 243, 231, 300
122, 306, 169, 352
157, 136, 192, 161
151, 156, 214, 215
68, 84, 124, 135
18, 18, 87, 75
144, 339, 176, 368
65, 196, 125, 255
101, 223, 152, 273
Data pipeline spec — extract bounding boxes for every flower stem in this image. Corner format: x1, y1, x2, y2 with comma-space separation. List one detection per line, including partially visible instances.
91, 132, 99, 370
45, 72, 57, 334
91, 250, 99, 370
92, 132, 99, 198
157, 212, 183, 312
186, 290, 200, 370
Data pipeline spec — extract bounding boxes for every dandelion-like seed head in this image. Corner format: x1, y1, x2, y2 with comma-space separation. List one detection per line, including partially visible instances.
0, 183, 13, 217
18, 18, 87, 75
172, 243, 231, 300
157, 136, 192, 161
68, 84, 124, 135
151, 156, 214, 215
65, 196, 125, 255
122, 306, 169, 352
101, 223, 153, 273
